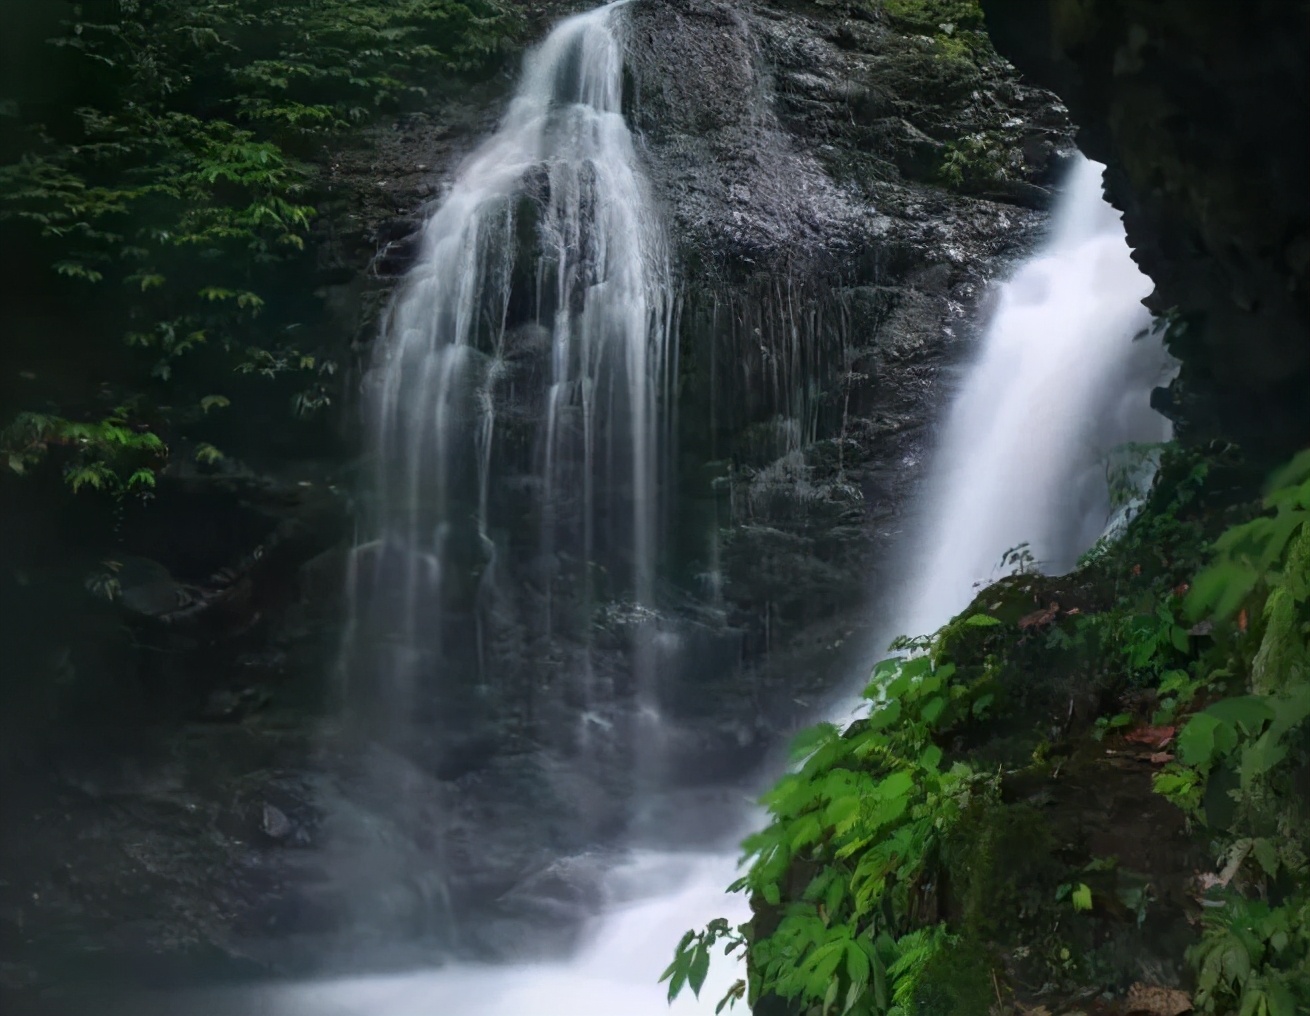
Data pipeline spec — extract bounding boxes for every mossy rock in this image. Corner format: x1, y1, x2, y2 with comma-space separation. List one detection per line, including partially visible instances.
910, 941, 995, 1016
879, 0, 986, 35
942, 801, 1063, 944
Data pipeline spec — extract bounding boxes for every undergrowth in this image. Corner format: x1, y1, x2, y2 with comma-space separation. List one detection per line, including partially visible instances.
666, 444, 1310, 1014
0, 0, 518, 495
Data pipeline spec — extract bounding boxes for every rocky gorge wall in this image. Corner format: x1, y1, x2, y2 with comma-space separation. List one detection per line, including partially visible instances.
0, 0, 1084, 1001
623, 0, 1073, 727
980, 0, 1310, 462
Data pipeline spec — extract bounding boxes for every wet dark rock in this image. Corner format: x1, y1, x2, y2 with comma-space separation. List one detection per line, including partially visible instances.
199, 686, 272, 723
260, 804, 293, 842
114, 556, 203, 621
617, 0, 1069, 743
496, 853, 608, 922
369, 217, 427, 280
0, 0, 1078, 992
981, 0, 1310, 462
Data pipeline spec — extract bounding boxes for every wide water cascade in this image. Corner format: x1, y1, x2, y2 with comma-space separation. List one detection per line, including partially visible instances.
340, 0, 670, 730
135, 16, 1172, 1016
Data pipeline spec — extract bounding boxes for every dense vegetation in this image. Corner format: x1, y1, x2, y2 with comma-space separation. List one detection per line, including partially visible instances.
0, 0, 518, 496
666, 445, 1310, 1013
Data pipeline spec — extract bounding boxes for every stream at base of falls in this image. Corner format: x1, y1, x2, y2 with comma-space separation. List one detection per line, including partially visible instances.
107, 4, 1171, 1013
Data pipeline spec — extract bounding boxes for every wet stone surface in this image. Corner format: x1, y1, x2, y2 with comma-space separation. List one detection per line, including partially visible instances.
0, 0, 1077, 1000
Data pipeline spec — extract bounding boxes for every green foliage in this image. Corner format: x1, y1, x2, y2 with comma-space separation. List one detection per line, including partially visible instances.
998, 541, 1037, 575
1029, 444, 1310, 1010
938, 130, 1008, 190
84, 559, 124, 602
1154, 451, 1310, 1014
3, 408, 166, 495
668, 631, 1003, 1014
1038, 446, 1222, 710
661, 918, 746, 1008
0, 0, 517, 492
1104, 440, 1169, 514
1091, 711, 1132, 741
1191, 897, 1308, 1016
223, 0, 515, 127
670, 443, 1310, 1012
880, 0, 984, 29
194, 442, 226, 465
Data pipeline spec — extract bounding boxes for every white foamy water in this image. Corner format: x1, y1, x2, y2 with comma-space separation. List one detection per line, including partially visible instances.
900, 156, 1172, 638
255, 853, 748, 1016
111, 853, 749, 1016
339, 0, 671, 711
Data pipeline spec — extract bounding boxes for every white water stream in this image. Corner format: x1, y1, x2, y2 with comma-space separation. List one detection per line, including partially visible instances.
339, 0, 670, 715
899, 156, 1172, 640
136, 11, 1172, 1016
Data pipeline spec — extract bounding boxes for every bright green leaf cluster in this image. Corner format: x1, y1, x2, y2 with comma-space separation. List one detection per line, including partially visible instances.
668, 626, 1003, 1014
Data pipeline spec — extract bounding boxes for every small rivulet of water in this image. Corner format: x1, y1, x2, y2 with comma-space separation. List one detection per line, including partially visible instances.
339, 1, 671, 742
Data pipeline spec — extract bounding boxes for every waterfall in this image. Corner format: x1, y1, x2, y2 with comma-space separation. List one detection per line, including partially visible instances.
152, 55, 1172, 1016
325, 0, 677, 951
899, 157, 1173, 638
338, 0, 669, 772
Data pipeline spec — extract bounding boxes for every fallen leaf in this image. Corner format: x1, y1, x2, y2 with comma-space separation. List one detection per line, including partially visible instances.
1019, 602, 1059, 629
1124, 725, 1175, 748
1173, 582, 1190, 598
1125, 982, 1191, 1016
1188, 619, 1213, 636
1237, 608, 1248, 632
1148, 751, 1174, 765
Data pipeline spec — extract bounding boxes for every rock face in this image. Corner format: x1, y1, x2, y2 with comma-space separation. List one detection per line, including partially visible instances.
624, 0, 1072, 715
0, 0, 1080, 996
980, 0, 1310, 461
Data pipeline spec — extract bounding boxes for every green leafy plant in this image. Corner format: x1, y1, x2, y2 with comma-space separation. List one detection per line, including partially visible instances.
668, 620, 1004, 1014
1053, 881, 1093, 913
0, 0, 519, 493
3, 409, 166, 494
880, 0, 991, 69
1153, 450, 1310, 1015
938, 131, 1008, 190
662, 918, 747, 1010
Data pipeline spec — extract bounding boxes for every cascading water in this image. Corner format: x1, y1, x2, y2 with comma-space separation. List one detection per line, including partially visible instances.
136, 41, 1173, 1016
331, 0, 674, 939
340, 0, 670, 720
898, 157, 1173, 640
